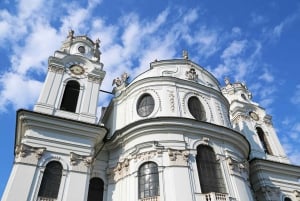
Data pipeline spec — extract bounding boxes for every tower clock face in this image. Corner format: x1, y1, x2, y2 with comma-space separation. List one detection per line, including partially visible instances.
249, 111, 259, 121
70, 65, 85, 75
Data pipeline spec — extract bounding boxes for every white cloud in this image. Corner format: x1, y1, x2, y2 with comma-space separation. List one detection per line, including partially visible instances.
250, 13, 268, 25
0, 72, 43, 111
12, 24, 61, 75
269, 9, 300, 40
183, 8, 198, 24
209, 64, 230, 80
221, 40, 247, 59
291, 85, 300, 105
259, 68, 274, 83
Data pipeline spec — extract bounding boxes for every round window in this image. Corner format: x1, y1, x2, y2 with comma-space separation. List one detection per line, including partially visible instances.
78, 46, 85, 53
137, 94, 155, 117
188, 96, 205, 121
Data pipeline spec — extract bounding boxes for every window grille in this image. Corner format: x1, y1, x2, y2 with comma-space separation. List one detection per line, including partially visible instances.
38, 161, 63, 199
196, 145, 226, 193
60, 80, 80, 112
138, 162, 159, 199
137, 94, 155, 117
87, 178, 104, 201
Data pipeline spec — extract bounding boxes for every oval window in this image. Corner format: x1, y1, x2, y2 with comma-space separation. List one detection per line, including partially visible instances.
188, 96, 205, 121
137, 94, 155, 117
78, 46, 85, 53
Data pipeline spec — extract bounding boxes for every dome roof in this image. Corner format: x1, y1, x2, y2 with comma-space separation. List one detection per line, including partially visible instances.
129, 59, 221, 91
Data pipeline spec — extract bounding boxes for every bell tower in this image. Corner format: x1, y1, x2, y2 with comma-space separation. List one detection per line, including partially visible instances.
2, 31, 108, 201
34, 30, 106, 123
221, 78, 289, 162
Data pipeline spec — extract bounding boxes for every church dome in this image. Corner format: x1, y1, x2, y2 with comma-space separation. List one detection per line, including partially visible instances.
103, 56, 231, 136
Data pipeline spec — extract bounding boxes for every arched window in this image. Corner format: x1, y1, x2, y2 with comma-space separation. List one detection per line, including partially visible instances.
188, 96, 205, 121
138, 162, 159, 199
60, 80, 80, 112
256, 127, 272, 155
284, 197, 292, 201
87, 177, 104, 201
38, 161, 63, 199
196, 145, 226, 193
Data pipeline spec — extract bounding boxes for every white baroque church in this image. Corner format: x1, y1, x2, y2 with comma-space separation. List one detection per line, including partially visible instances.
2, 32, 300, 201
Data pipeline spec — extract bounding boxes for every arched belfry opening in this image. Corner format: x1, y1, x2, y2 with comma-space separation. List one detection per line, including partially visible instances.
60, 80, 80, 112
256, 127, 272, 155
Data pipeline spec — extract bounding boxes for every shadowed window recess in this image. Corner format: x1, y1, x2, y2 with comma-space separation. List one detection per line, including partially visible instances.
38, 161, 63, 199
196, 145, 226, 193
60, 80, 80, 112
188, 96, 206, 121
87, 177, 104, 201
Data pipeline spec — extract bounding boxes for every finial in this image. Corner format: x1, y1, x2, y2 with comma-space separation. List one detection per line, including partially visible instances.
183, 50, 188, 59
67, 29, 74, 39
224, 77, 230, 85
95, 38, 101, 48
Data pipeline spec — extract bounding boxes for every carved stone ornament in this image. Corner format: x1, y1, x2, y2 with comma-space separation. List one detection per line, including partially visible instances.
168, 149, 190, 161
294, 190, 300, 201
168, 90, 175, 112
93, 38, 101, 62
48, 65, 64, 74
226, 157, 249, 180
185, 68, 198, 81
168, 149, 189, 166
70, 152, 94, 167
132, 150, 163, 162
88, 74, 102, 84
112, 72, 129, 87
15, 143, 46, 159
108, 158, 131, 182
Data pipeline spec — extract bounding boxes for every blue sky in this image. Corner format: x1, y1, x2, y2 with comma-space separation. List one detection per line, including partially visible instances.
1, 0, 300, 196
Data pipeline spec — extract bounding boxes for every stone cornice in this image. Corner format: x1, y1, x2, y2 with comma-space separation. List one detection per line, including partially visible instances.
250, 158, 300, 177
106, 117, 250, 158
15, 109, 108, 154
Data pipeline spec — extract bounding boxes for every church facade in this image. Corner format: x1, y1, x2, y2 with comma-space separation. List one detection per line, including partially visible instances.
2, 32, 300, 201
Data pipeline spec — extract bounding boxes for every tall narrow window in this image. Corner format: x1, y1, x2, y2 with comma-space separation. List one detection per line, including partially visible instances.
196, 145, 226, 193
188, 96, 205, 121
87, 178, 104, 201
38, 161, 63, 199
256, 127, 272, 155
138, 162, 159, 199
60, 80, 80, 112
